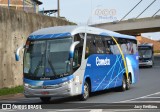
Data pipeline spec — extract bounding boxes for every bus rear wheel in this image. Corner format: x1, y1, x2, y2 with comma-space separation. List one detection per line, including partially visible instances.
120, 76, 127, 91
40, 97, 51, 103
79, 81, 90, 101
126, 76, 131, 90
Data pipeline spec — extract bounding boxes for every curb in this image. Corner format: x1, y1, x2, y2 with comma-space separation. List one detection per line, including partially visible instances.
0, 93, 24, 100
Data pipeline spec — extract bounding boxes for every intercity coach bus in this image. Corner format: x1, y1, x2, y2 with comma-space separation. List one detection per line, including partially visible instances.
15, 26, 139, 102
138, 43, 154, 67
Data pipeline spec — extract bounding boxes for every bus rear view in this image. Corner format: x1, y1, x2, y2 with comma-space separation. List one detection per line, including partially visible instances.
138, 43, 154, 67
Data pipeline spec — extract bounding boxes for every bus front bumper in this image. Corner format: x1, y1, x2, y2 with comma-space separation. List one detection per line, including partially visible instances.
24, 82, 75, 98
139, 60, 153, 67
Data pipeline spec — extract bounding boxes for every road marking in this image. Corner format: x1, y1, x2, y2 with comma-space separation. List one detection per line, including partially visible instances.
123, 101, 160, 103
145, 97, 160, 99
114, 91, 160, 103
90, 109, 102, 112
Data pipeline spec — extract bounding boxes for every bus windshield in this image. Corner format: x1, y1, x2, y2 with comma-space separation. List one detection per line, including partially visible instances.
24, 38, 72, 80
138, 47, 152, 59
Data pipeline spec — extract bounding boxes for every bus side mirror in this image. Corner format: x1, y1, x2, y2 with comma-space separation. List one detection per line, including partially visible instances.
15, 45, 25, 61
69, 41, 80, 73
69, 41, 80, 58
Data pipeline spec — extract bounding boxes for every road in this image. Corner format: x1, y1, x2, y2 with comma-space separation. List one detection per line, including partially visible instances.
0, 54, 160, 111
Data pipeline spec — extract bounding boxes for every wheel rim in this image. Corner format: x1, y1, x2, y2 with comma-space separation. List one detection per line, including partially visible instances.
83, 83, 89, 99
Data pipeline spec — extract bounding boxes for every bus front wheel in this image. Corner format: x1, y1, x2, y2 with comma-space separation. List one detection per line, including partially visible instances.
40, 97, 51, 103
79, 81, 90, 101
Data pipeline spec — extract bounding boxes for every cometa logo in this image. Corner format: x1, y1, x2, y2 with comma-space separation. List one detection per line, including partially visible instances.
96, 57, 110, 66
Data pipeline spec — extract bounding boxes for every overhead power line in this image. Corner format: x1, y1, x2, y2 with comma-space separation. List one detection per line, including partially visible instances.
120, 0, 143, 21
152, 8, 160, 17
136, 0, 157, 18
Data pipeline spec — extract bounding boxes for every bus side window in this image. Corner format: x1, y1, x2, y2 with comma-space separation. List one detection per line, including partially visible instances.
73, 49, 79, 67
126, 39, 137, 54
74, 34, 84, 42
108, 39, 114, 54
119, 38, 128, 54
118, 38, 137, 55
85, 35, 91, 58
73, 34, 83, 71
85, 35, 96, 58
73, 46, 83, 71
132, 40, 138, 54
95, 36, 105, 54
110, 38, 120, 54
103, 36, 112, 54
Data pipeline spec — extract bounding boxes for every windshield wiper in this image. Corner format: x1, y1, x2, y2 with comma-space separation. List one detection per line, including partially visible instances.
48, 56, 57, 77
33, 54, 44, 76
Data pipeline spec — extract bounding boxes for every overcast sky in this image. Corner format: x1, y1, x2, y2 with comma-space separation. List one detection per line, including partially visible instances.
39, 0, 160, 40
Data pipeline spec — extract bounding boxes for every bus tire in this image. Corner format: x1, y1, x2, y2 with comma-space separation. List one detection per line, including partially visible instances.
120, 76, 127, 91
126, 75, 131, 90
79, 81, 90, 101
40, 97, 51, 103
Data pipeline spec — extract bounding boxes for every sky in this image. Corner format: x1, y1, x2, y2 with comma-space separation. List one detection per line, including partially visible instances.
39, 0, 160, 40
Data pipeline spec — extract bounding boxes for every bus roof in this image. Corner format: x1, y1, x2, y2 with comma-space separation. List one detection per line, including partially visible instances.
28, 25, 136, 40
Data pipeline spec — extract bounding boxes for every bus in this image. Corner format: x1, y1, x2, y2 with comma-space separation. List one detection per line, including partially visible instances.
138, 43, 154, 67
15, 26, 139, 102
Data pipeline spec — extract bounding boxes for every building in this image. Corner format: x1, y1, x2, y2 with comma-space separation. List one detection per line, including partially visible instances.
0, 0, 42, 13
137, 36, 160, 52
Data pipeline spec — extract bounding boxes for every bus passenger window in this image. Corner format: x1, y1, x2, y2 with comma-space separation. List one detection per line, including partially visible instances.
85, 35, 96, 58
73, 50, 79, 67
73, 46, 83, 71
133, 44, 137, 54
103, 37, 113, 54
119, 39, 128, 54
95, 36, 105, 54
85, 36, 91, 58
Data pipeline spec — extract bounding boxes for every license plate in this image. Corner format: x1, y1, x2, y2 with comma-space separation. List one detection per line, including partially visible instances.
41, 91, 49, 95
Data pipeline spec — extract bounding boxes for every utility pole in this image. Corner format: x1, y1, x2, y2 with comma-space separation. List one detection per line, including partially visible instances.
57, 0, 60, 17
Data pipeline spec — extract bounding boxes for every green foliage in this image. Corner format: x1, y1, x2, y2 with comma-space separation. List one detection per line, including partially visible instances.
0, 86, 23, 96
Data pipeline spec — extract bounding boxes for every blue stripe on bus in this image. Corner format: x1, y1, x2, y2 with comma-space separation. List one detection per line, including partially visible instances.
28, 32, 71, 40
24, 75, 74, 86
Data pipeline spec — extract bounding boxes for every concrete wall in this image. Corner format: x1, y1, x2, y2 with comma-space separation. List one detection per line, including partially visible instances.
0, 7, 73, 88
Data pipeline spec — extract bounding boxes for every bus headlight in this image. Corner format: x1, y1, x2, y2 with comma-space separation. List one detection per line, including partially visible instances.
24, 83, 36, 88
147, 60, 152, 64
61, 79, 73, 86
24, 83, 30, 87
